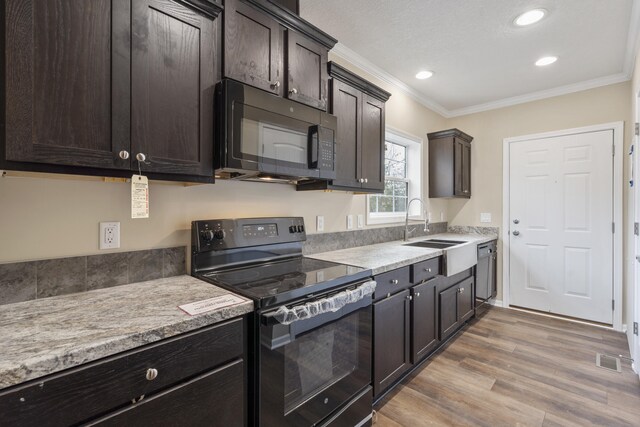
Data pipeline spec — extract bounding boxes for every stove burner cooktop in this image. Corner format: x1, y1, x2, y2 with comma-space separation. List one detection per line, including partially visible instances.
202, 257, 370, 308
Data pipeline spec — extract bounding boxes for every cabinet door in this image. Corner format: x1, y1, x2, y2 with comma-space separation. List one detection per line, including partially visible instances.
4, 0, 130, 169
287, 31, 328, 110
457, 276, 475, 322
90, 359, 244, 427
330, 79, 362, 188
224, 0, 283, 95
411, 279, 438, 363
360, 95, 385, 192
131, 0, 216, 176
373, 289, 411, 397
439, 284, 459, 340
475, 253, 490, 300
462, 142, 471, 196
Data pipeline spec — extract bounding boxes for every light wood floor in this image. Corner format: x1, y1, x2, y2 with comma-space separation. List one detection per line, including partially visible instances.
374, 306, 640, 426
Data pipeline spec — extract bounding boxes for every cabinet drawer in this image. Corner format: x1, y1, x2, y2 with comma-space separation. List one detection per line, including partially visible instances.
0, 318, 244, 427
410, 257, 440, 284
373, 266, 411, 300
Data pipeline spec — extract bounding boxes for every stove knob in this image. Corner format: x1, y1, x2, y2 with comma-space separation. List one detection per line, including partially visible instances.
213, 230, 225, 240
297, 225, 304, 233
289, 225, 297, 234
201, 230, 215, 242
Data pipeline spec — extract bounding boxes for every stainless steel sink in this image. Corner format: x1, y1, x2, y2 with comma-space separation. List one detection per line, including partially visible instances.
404, 238, 477, 277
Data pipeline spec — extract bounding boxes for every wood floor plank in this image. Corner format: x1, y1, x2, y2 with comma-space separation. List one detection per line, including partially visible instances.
375, 307, 640, 427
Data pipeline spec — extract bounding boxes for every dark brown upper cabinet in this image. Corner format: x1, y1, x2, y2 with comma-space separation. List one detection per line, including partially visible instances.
268, 0, 299, 15
222, 0, 336, 110
223, 0, 284, 95
297, 62, 391, 193
2, 0, 222, 182
132, 0, 218, 177
428, 128, 473, 198
4, 0, 131, 171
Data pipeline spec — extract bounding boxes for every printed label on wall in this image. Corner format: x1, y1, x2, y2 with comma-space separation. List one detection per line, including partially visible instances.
131, 175, 149, 219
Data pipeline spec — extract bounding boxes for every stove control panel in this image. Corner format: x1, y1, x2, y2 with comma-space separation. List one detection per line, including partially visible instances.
192, 217, 306, 252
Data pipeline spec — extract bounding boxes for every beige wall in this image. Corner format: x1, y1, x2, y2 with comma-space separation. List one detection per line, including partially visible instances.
0, 55, 448, 264
445, 81, 633, 305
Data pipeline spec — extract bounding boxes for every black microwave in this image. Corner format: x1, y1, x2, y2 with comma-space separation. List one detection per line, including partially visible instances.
215, 79, 337, 182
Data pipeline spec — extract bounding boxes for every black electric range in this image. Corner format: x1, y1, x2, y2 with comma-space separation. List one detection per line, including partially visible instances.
191, 217, 372, 309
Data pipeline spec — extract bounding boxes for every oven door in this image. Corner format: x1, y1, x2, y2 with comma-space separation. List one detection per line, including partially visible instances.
259, 282, 374, 426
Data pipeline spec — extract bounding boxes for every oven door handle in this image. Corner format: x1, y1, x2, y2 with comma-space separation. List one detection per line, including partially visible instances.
260, 280, 376, 350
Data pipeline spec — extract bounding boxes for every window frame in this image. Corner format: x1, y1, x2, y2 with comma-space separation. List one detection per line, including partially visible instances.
366, 128, 423, 225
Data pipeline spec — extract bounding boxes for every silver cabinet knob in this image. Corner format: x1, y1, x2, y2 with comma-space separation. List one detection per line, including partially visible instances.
391, 279, 399, 285
424, 268, 432, 272
136, 153, 147, 162
364, 178, 368, 183
415, 292, 420, 297
271, 81, 280, 89
146, 368, 158, 381
513, 219, 520, 224
458, 287, 465, 293
119, 150, 130, 160
289, 88, 298, 95
512, 230, 520, 236
406, 295, 413, 300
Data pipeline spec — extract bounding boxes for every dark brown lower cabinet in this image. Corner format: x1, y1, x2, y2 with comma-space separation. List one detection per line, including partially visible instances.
88, 359, 244, 427
411, 278, 438, 363
0, 318, 246, 427
439, 275, 475, 341
373, 289, 411, 397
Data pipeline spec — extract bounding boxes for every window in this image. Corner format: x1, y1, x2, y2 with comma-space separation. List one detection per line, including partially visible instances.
367, 129, 422, 224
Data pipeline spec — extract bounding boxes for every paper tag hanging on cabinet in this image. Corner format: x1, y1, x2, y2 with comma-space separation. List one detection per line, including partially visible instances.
131, 175, 149, 219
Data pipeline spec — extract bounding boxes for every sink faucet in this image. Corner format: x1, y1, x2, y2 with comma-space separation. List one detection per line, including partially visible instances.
404, 198, 429, 241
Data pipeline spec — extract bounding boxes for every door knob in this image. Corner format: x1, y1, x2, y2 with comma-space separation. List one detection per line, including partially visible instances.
119, 150, 130, 160
512, 230, 520, 236
513, 219, 520, 224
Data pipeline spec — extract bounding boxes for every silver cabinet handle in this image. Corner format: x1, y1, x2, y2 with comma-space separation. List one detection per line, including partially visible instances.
136, 153, 147, 162
119, 150, 130, 160
512, 230, 520, 236
391, 279, 399, 285
146, 368, 158, 381
406, 295, 413, 301
415, 292, 420, 297
289, 88, 298, 95
458, 287, 465, 293
364, 178, 368, 183
271, 81, 281, 89
359, 178, 365, 183
424, 268, 432, 272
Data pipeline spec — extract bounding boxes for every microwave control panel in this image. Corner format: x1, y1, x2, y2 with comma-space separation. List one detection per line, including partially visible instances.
317, 126, 335, 172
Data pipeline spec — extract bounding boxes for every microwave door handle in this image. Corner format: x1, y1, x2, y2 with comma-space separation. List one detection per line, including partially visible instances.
308, 125, 319, 169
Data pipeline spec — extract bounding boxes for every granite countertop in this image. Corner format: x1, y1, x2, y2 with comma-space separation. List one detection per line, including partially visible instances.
310, 232, 497, 275
0, 275, 253, 390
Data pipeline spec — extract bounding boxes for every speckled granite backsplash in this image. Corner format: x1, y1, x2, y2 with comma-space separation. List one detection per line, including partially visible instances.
0, 247, 186, 306
447, 225, 499, 235
303, 222, 447, 255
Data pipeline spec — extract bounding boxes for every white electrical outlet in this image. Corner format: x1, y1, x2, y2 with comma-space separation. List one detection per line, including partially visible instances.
480, 213, 492, 223
357, 214, 364, 228
316, 215, 325, 232
347, 215, 354, 230
100, 222, 120, 249
427, 212, 433, 222
440, 212, 445, 221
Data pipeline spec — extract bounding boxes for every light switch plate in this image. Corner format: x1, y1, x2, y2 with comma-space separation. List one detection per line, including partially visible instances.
440, 212, 445, 221
347, 215, 354, 230
480, 213, 492, 223
316, 215, 325, 232
357, 214, 364, 228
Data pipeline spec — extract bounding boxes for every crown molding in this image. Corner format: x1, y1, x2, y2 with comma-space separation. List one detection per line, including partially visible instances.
447, 72, 631, 117
330, 43, 452, 117
331, 9, 639, 120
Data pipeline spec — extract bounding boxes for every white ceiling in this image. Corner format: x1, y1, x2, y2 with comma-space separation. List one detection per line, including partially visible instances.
299, 0, 640, 117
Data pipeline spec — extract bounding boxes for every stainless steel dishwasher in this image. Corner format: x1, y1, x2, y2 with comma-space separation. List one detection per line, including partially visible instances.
476, 241, 497, 300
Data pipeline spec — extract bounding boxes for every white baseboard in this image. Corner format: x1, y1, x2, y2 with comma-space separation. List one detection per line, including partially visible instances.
488, 299, 503, 307
622, 324, 628, 333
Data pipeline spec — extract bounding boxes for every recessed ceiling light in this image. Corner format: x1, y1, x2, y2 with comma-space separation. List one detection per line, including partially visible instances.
415, 71, 433, 80
535, 56, 558, 66
515, 9, 546, 26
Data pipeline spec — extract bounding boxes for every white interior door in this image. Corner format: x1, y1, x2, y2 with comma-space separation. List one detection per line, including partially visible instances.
509, 130, 614, 324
